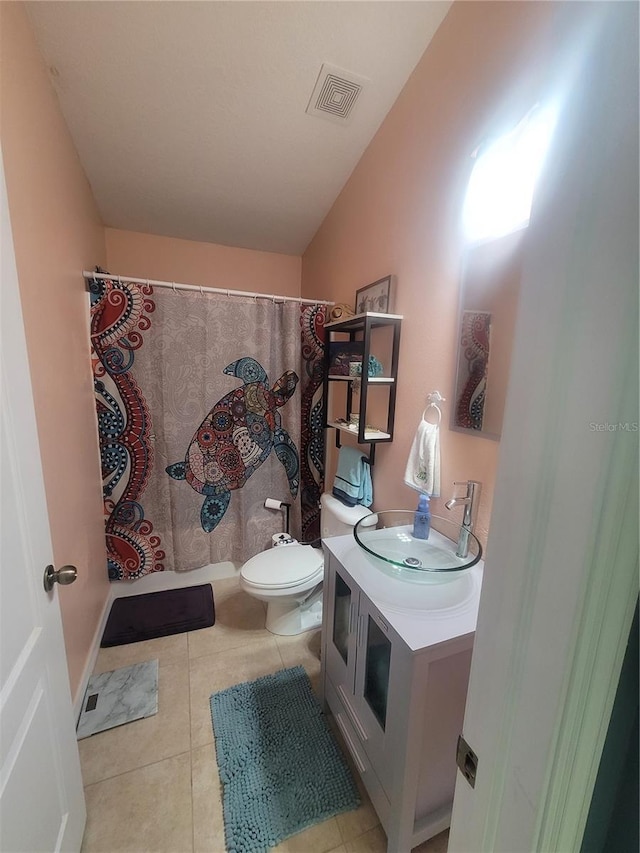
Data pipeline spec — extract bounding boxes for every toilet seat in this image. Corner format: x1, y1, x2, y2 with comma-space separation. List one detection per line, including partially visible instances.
241, 545, 324, 590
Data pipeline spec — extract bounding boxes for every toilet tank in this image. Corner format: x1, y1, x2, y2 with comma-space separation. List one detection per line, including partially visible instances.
320, 493, 376, 538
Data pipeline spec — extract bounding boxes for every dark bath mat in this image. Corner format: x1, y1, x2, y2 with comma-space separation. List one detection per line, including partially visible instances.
101, 584, 215, 647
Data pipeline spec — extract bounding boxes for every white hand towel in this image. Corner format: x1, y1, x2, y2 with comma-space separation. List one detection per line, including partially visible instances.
403, 418, 441, 497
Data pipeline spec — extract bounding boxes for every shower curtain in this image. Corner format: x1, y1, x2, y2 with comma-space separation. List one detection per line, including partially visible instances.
89, 275, 326, 580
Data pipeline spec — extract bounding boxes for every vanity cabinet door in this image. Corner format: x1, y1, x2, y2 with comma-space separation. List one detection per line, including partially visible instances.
324, 556, 359, 695
361, 609, 392, 732
352, 595, 402, 792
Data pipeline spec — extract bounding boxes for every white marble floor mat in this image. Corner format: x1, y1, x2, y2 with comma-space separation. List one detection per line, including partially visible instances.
77, 659, 159, 739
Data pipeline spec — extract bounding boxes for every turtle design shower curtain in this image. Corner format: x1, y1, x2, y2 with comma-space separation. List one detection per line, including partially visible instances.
89, 274, 326, 580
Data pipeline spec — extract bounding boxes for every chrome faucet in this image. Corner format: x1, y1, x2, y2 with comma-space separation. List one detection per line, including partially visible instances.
445, 480, 481, 558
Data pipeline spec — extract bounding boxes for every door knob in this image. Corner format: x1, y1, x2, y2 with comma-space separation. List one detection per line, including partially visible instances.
43, 564, 78, 592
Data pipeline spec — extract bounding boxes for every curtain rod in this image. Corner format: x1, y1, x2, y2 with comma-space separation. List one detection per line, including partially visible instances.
83, 270, 334, 307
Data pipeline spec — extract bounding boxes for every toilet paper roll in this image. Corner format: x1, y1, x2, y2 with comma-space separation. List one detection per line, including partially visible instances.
264, 498, 283, 511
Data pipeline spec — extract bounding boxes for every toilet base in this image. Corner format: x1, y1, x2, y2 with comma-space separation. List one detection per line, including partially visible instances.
265, 585, 323, 636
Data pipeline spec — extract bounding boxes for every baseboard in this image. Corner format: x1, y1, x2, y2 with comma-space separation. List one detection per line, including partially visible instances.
71, 561, 238, 723
72, 587, 114, 725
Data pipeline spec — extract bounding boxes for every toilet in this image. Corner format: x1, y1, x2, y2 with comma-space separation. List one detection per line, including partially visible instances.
240, 493, 375, 636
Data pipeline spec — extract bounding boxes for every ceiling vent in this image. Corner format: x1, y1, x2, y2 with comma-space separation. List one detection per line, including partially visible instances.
306, 63, 368, 125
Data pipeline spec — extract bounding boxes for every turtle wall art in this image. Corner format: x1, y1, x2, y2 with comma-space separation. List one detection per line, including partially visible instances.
166, 357, 300, 533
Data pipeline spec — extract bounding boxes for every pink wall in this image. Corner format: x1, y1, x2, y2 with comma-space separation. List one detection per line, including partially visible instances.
302, 1, 555, 545
0, 3, 110, 700
106, 228, 301, 297
461, 230, 523, 436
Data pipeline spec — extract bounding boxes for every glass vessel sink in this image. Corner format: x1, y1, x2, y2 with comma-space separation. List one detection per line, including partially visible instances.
353, 511, 482, 585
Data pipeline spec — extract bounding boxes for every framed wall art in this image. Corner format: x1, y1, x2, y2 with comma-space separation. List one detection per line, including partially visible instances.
354, 275, 394, 314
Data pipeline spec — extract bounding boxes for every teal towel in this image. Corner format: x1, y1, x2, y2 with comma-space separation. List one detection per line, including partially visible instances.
333, 446, 373, 507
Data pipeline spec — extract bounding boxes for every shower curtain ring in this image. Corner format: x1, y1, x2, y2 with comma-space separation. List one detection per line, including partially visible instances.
172, 282, 176, 294
200, 287, 204, 296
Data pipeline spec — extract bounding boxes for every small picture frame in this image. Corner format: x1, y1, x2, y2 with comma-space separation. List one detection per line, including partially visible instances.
355, 275, 394, 315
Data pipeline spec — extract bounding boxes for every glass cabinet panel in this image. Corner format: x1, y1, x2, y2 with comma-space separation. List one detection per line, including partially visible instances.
332, 572, 351, 665
364, 615, 391, 729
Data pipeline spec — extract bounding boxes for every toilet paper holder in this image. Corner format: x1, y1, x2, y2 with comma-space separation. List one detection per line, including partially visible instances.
264, 498, 291, 535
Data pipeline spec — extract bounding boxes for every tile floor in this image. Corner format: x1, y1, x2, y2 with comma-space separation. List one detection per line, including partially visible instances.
80, 576, 449, 853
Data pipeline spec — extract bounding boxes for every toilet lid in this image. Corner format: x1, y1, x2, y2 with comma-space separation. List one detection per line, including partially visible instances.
241, 545, 324, 589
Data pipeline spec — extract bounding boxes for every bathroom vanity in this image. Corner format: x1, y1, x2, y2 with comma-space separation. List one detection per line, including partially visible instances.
320, 533, 483, 853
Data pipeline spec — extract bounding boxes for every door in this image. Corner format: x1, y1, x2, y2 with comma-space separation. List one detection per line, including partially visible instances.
0, 158, 86, 850
324, 554, 359, 694
352, 595, 396, 792
353, 598, 393, 739
449, 5, 638, 852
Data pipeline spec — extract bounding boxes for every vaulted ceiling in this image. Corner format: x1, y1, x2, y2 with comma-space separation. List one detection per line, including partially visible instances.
27, 1, 451, 254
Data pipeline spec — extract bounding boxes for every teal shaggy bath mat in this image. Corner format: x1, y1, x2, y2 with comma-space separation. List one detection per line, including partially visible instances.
210, 666, 360, 852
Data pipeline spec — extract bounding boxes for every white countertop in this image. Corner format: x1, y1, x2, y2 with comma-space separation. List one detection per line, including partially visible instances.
323, 532, 484, 653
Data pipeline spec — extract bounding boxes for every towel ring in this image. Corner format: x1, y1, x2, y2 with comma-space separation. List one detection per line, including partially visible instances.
423, 391, 445, 425
423, 403, 442, 425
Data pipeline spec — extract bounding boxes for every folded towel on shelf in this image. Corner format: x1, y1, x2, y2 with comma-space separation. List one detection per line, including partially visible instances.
403, 418, 441, 497
333, 446, 373, 508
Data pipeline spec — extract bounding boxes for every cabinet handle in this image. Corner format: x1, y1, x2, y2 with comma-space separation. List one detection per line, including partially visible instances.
358, 613, 366, 647
348, 601, 355, 635
336, 713, 366, 774
337, 684, 368, 742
